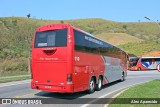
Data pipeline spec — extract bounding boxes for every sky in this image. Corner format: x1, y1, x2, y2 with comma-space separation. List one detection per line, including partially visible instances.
0, 0, 160, 22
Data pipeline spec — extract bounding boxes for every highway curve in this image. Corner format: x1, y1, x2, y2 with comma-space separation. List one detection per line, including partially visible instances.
0, 70, 160, 107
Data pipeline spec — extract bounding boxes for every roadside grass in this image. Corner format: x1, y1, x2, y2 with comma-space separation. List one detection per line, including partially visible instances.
0, 71, 29, 77
0, 58, 30, 83
0, 58, 29, 76
0, 75, 31, 83
108, 80, 160, 107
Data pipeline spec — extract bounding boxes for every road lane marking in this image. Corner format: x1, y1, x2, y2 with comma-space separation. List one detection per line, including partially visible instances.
104, 88, 129, 107
128, 75, 160, 78
14, 91, 40, 98
0, 81, 30, 88
81, 80, 151, 107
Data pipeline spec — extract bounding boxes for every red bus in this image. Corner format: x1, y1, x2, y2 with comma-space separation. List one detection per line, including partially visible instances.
129, 57, 160, 70
31, 24, 127, 93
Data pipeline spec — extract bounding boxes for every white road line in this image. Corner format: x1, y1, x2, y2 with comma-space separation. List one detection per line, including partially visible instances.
128, 75, 160, 78
0, 80, 30, 88
81, 80, 151, 107
104, 88, 129, 107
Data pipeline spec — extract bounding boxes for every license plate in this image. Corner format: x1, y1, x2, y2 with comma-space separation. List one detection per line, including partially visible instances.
45, 86, 52, 88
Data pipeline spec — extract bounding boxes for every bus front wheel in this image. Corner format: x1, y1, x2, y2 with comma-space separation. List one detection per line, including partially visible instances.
120, 72, 125, 82
138, 68, 141, 71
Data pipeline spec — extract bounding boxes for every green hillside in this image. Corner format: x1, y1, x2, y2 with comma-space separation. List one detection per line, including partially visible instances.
96, 33, 143, 45
0, 17, 160, 58
118, 40, 160, 56
0, 17, 160, 76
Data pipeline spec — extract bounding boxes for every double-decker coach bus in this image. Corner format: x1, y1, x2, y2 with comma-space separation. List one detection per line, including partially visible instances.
129, 57, 160, 70
31, 24, 128, 93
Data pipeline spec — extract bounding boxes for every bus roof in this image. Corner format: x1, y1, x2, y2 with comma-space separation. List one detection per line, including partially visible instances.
141, 56, 160, 59
36, 24, 71, 32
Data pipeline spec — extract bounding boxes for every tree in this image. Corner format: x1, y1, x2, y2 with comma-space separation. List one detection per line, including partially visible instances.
27, 14, 31, 18
122, 25, 127, 30
60, 20, 64, 24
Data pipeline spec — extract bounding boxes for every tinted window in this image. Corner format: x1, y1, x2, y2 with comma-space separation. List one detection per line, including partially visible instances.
141, 59, 152, 62
132, 60, 139, 66
155, 58, 160, 61
74, 30, 101, 54
34, 29, 67, 48
130, 58, 139, 62
74, 30, 86, 52
74, 29, 121, 57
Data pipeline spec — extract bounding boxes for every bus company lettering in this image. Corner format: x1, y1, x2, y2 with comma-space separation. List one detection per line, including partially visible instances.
39, 57, 58, 61
85, 36, 103, 45
74, 56, 80, 61
11, 99, 42, 104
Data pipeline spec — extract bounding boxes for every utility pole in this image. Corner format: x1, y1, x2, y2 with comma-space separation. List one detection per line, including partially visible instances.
144, 16, 160, 29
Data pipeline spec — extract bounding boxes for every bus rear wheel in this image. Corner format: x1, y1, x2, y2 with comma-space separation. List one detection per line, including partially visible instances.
88, 78, 95, 94
96, 76, 102, 91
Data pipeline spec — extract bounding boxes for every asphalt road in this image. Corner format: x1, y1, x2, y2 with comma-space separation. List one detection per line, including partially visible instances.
0, 70, 160, 107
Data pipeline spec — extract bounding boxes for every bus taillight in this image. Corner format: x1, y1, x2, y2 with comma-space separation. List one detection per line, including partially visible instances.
67, 74, 72, 84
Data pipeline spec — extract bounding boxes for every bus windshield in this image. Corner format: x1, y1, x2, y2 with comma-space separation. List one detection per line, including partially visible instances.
34, 28, 67, 48
129, 57, 139, 67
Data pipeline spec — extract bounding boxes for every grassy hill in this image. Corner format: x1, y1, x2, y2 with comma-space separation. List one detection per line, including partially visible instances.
96, 33, 143, 45
0, 17, 160, 76
118, 41, 160, 57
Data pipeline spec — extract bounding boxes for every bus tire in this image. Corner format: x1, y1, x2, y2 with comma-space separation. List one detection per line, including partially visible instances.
120, 72, 125, 82
88, 77, 95, 94
138, 68, 141, 71
96, 76, 103, 91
